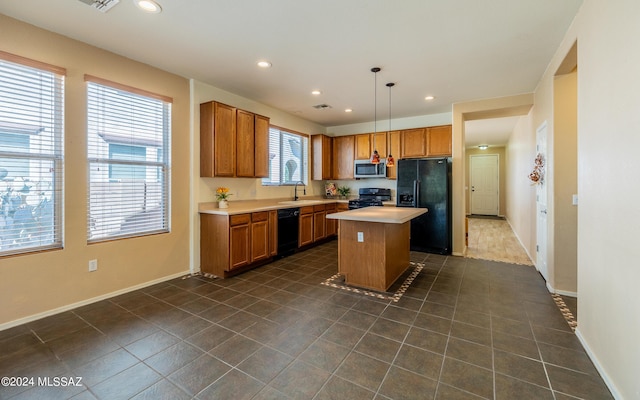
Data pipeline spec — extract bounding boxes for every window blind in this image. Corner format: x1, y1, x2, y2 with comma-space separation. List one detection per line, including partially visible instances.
86, 79, 170, 242
262, 127, 308, 185
0, 55, 64, 256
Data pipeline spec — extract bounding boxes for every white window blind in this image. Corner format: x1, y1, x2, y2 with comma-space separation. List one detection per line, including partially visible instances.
86, 78, 171, 242
262, 127, 308, 185
0, 53, 64, 256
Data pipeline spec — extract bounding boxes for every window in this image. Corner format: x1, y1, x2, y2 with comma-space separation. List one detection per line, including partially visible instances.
86, 76, 171, 242
262, 127, 308, 185
0, 52, 65, 256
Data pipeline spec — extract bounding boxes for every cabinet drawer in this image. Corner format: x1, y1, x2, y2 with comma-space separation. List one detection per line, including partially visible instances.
230, 214, 251, 226
252, 211, 269, 222
300, 206, 314, 214
325, 203, 336, 211
313, 204, 326, 212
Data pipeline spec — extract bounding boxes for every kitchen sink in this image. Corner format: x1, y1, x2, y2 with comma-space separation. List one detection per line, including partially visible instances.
278, 200, 324, 205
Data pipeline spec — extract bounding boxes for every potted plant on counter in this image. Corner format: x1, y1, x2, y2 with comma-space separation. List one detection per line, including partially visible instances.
336, 186, 351, 200
215, 187, 232, 208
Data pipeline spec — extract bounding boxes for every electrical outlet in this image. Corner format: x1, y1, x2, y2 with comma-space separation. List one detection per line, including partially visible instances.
88, 259, 98, 272
357, 232, 364, 242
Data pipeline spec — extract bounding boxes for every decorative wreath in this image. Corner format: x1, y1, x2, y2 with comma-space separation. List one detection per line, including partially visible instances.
529, 153, 545, 184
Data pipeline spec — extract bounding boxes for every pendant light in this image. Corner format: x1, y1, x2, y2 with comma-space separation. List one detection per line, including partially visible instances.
386, 82, 395, 167
370, 67, 381, 164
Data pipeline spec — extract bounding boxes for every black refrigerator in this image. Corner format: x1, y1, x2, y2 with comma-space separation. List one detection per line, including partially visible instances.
396, 157, 452, 254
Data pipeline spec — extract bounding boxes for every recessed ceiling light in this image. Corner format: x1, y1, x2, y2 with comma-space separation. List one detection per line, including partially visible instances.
478, 145, 489, 150
425, 95, 435, 101
133, 0, 162, 13
311, 90, 322, 95
257, 60, 272, 68
345, 109, 353, 113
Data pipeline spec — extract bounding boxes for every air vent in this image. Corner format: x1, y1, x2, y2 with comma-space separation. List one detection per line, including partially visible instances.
312, 104, 332, 110
78, 0, 120, 13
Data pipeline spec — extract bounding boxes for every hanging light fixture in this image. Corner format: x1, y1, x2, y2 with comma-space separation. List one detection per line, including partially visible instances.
370, 67, 381, 164
386, 82, 395, 167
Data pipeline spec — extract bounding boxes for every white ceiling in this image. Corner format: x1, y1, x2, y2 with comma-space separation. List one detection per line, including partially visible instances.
0, 0, 582, 144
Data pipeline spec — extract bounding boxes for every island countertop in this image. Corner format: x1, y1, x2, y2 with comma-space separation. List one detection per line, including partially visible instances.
326, 206, 427, 224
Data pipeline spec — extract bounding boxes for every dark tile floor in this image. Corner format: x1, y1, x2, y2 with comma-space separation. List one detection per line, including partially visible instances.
0, 241, 612, 399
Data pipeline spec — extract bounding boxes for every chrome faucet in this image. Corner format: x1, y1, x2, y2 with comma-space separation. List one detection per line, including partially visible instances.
294, 181, 306, 201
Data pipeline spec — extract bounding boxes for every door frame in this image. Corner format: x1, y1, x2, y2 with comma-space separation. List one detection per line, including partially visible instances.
469, 153, 500, 216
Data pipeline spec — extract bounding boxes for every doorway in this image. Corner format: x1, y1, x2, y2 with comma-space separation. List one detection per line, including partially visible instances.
470, 154, 499, 215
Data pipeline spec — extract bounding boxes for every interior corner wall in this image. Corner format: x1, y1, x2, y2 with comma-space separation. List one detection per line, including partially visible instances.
0, 15, 191, 327
552, 70, 578, 294
530, 1, 640, 397
465, 146, 507, 216
505, 112, 536, 262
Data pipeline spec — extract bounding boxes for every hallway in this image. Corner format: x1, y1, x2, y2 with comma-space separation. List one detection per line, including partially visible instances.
465, 216, 533, 266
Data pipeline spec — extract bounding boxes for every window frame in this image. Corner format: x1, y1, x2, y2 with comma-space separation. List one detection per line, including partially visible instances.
262, 126, 309, 186
86, 76, 172, 243
0, 51, 65, 257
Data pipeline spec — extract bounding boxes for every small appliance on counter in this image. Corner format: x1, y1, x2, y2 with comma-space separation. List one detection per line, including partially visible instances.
348, 188, 392, 209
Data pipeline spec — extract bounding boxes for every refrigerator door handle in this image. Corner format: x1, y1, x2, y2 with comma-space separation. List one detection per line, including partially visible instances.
413, 180, 420, 208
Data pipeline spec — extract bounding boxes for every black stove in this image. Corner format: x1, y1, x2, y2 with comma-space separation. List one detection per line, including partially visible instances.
348, 188, 392, 209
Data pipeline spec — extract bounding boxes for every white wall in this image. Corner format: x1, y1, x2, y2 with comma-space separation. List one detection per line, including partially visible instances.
532, 1, 640, 397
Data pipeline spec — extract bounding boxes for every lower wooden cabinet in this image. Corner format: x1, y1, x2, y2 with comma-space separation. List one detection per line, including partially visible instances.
201, 211, 276, 278
313, 204, 326, 242
299, 206, 314, 247
325, 203, 337, 237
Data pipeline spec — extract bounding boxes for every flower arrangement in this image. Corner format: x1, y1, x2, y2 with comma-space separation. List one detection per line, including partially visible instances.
528, 153, 544, 185
215, 187, 232, 201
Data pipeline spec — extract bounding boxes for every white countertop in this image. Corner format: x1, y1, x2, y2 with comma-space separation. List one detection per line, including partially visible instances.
199, 198, 350, 215
326, 206, 427, 224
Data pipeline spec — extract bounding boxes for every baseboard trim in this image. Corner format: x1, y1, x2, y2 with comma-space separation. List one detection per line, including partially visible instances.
575, 328, 622, 399
553, 289, 578, 297
0, 270, 190, 332
505, 217, 535, 263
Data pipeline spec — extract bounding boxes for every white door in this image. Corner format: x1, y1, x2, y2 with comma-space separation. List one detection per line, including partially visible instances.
536, 121, 549, 282
470, 154, 499, 215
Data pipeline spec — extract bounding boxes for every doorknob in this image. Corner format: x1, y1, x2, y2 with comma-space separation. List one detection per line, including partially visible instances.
540, 209, 547, 214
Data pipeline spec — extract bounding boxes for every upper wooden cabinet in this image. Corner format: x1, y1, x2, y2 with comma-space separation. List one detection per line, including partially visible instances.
333, 135, 355, 179
236, 109, 255, 177
312, 134, 333, 180
254, 115, 270, 178
200, 101, 270, 178
426, 125, 452, 156
400, 128, 427, 158
355, 132, 387, 160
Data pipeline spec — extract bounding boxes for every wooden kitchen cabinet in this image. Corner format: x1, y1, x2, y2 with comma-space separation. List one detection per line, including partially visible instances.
200, 101, 270, 178
400, 128, 427, 158
387, 130, 401, 180
313, 204, 326, 242
426, 125, 452, 156
355, 134, 372, 160
250, 212, 269, 262
325, 203, 337, 237
236, 109, 255, 177
254, 115, 270, 177
269, 210, 278, 256
200, 101, 236, 177
229, 214, 250, 269
333, 135, 355, 179
299, 206, 314, 247
312, 134, 333, 180
200, 211, 277, 278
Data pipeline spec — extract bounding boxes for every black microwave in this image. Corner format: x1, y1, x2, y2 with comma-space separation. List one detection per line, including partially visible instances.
354, 159, 387, 178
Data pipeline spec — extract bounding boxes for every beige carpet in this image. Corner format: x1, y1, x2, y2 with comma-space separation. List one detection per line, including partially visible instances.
465, 216, 533, 265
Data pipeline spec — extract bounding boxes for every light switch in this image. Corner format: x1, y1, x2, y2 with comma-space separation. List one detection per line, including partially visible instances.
572, 194, 578, 205
357, 232, 364, 242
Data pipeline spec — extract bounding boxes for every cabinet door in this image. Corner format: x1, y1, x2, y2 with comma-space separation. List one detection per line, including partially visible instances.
401, 128, 427, 158
312, 134, 332, 180
426, 125, 452, 156
299, 212, 314, 247
355, 134, 371, 160
386, 130, 401, 180
230, 223, 250, 269
254, 115, 270, 178
214, 102, 236, 177
269, 210, 278, 256
372, 132, 388, 159
325, 204, 337, 237
333, 135, 355, 179
236, 109, 255, 177
251, 219, 269, 262
200, 102, 215, 177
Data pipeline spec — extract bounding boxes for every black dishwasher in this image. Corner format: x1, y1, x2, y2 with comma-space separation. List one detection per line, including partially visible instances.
277, 208, 299, 257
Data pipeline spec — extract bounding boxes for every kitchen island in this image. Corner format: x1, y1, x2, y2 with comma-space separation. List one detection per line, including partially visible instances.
326, 207, 427, 292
